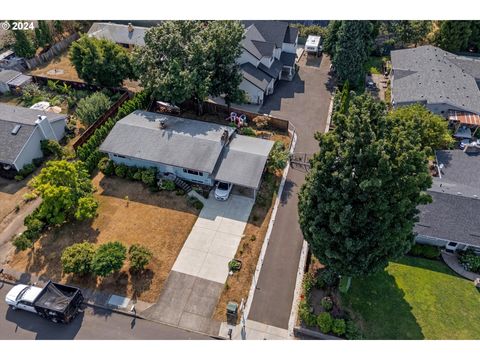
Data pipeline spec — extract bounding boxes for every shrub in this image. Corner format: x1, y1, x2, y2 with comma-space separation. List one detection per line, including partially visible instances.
320, 296, 333, 312
267, 141, 289, 172
41, 140, 64, 159
345, 320, 362, 340
240, 127, 256, 137
409, 243, 441, 259
302, 272, 316, 296
23, 217, 45, 240
318, 268, 339, 288
92, 241, 127, 277
188, 196, 204, 210
317, 312, 333, 334
133, 170, 143, 181
74, 196, 99, 221
75, 92, 112, 126
18, 163, 36, 178
23, 192, 38, 202
252, 115, 269, 129
32, 157, 43, 168
14, 175, 24, 181
332, 318, 346, 336
228, 259, 242, 272
141, 168, 157, 187
459, 250, 480, 273
298, 300, 316, 327
160, 179, 175, 191
128, 244, 153, 272
21, 83, 48, 107
13, 234, 33, 251
126, 166, 138, 180
61, 242, 95, 275
115, 164, 127, 178
98, 157, 115, 176
175, 189, 185, 196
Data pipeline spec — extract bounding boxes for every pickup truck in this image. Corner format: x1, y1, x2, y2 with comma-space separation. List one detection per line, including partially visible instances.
5, 281, 84, 324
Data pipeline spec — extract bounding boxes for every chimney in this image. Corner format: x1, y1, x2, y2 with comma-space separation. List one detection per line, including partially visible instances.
128, 23, 134, 33
35, 115, 58, 141
221, 130, 230, 145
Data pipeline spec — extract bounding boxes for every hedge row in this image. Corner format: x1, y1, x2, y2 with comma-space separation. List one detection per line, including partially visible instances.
76, 91, 150, 173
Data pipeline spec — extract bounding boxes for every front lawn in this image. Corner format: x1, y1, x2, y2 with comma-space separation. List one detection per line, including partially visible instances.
341, 256, 480, 339
9, 173, 200, 302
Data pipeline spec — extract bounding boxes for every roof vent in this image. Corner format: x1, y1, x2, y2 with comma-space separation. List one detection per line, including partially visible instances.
158, 119, 166, 129
11, 124, 21, 135
128, 23, 134, 33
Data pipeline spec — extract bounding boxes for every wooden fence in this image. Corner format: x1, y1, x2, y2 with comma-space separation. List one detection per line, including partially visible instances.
25, 33, 80, 70
179, 100, 291, 133
72, 92, 130, 150
31, 75, 126, 95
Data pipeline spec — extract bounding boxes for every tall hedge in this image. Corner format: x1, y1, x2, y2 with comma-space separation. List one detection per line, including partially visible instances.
76, 91, 150, 172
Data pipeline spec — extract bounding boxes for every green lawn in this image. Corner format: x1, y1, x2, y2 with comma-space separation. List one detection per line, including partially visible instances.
364, 56, 388, 75
341, 256, 480, 339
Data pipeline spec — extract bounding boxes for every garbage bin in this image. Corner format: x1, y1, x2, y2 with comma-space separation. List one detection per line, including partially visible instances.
226, 301, 238, 325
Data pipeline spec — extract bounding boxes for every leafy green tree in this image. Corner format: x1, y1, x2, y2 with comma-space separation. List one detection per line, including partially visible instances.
134, 21, 244, 113
298, 94, 432, 278
92, 241, 127, 277
395, 21, 432, 47
128, 244, 153, 272
267, 141, 289, 173
327, 21, 376, 87
387, 104, 454, 156
29, 160, 98, 225
435, 21, 472, 52
61, 242, 95, 275
75, 92, 112, 126
70, 35, 133, 87
12, 27, 36, 58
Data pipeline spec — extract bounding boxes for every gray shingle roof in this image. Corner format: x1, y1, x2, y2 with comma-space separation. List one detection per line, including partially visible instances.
99, 111, 235, 174
391, 45, 480, 114
251, 40, 275, 58
240, 63, 273, 91
280, 52, 296, 68
213, 133, 274, 189
242, 21, 290, 48
258, 59, 283, 79
283, 26, 298, 44
415, 191, 480, 247
415, 150, 480, 247
0, 104, 66, 165
88, 22, 147, 46
7, 74, 31, 87
0, 69, 21, 83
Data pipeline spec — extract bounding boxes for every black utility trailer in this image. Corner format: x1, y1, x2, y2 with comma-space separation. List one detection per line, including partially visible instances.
33, 281, 84, 324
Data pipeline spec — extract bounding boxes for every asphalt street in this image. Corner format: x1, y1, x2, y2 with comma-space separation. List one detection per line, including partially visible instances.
0, 281, 213, 340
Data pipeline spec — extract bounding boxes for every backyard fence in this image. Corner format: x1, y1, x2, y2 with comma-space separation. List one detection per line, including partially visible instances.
72, 92, 130, 150
178, 100, 291, 133
24, 33, 80, 70
31, 75, 126, 95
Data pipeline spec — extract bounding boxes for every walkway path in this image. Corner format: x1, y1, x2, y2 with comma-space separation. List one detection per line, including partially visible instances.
442, 251, 480, 281
247, 54, 333, 330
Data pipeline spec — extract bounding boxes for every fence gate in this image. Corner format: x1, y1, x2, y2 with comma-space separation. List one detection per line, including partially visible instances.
290, 152, 313, 171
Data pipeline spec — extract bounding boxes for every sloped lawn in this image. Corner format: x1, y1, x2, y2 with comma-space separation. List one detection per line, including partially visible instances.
341, 256, 480, 339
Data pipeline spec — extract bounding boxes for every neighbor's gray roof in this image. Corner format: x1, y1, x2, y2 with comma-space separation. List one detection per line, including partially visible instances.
241, 63, 273, 91
259, 59, 283, 79
213, 133, 274, 189
415, 191, 480, 247
391, 45, 480, 114
88, 22, 147, 46
0, 103, 66, 165
99, 111, 235, 173
7, 74, 31, 87
242, 21, 291, 48
430, 150, 480, 198
0, 69, 21, 83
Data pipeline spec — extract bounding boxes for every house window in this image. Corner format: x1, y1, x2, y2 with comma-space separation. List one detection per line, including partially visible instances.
183, 168, 203, 177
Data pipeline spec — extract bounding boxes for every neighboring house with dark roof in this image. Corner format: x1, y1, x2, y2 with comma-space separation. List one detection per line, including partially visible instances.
0, 69, 32, 94
100, 110, 274, 196
87, 22, 147, 48
391, 45, 480, 119
238, 21, 299, 104
0, 104, 67, 177
414, 150, 480, 253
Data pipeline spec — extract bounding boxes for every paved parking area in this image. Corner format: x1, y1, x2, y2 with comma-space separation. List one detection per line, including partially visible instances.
172, 193, 254, 283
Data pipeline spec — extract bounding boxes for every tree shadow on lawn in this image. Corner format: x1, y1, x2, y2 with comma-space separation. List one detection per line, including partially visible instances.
342, 269, 424, 340
395, 256, 458, 277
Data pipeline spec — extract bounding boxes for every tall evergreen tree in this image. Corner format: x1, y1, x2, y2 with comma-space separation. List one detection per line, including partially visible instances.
12, 27, 36, 58
435, 21, 472, 52
298, 94, 432, 278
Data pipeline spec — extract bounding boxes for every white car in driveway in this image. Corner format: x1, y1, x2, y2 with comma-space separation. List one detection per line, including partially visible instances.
5, 284, 42, 313
214, 181, 233, 201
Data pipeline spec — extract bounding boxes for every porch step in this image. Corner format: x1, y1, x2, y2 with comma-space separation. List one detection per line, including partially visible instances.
174, 177, 192, 193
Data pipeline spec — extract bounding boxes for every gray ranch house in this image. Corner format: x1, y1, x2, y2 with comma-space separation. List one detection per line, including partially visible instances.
415, 149, 480, 254
87, 22, 147, 49
99, 111, 274, 198
0, 103, 67, 177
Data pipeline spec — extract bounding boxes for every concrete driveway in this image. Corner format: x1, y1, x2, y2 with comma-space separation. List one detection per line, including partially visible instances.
142, 193, 254, 335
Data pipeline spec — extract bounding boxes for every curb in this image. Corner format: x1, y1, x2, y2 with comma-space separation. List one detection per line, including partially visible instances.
242, 131, 298, 321
324, 95, 334, 133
